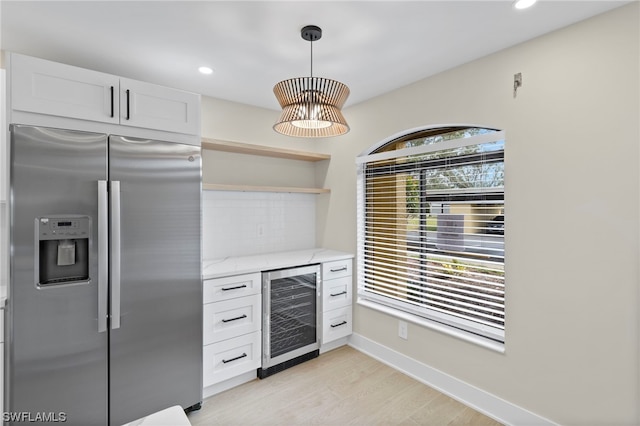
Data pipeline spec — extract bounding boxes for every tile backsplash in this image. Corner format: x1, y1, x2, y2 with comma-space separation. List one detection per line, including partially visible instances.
202, 190, 316, 259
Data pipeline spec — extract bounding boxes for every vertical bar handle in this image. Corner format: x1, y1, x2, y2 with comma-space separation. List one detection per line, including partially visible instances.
98, 181, 109, 333
111, 181, 121, 330
110, 86, 114, 118
125, 89, 130, 120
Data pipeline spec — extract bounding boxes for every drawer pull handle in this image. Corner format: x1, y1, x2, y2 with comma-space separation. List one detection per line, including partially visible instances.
330, 291, 347, 297
222, 314, 247, 323
221, 284, 247, 291
222, 353, 247, 364
330, 266, 348, 272
330, 321, 348, 328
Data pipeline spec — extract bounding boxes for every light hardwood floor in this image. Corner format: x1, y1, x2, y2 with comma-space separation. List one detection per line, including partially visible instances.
188, 346, 503, 426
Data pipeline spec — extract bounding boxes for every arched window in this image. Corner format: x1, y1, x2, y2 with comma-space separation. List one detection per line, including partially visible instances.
356, 125, 505, 345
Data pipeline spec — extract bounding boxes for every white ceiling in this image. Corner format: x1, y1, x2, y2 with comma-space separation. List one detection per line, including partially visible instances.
0, 1, 630, 111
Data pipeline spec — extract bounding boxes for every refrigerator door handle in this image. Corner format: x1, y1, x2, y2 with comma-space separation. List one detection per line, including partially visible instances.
98, 180, 109, 333
111, 180, 122, 330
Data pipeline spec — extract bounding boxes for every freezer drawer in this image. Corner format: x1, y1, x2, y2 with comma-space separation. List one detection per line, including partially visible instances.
322, 305, 353, 344
204, 272, 261, 304
203, 331, 261, 387
203, 294, 261, 345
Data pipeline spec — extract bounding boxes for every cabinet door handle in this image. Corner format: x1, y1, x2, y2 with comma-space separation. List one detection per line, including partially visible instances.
330, 266, 348, 272
330, 291, 347, 297
221, 284, 247, 291
222, 314, 247, 323
125, 89, 130, 120
110, 86, 114, 118
331, 321, 348, 328
222, 353, 247, 364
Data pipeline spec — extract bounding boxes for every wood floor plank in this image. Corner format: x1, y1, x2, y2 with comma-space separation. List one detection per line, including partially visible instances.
188, 346, 503, 426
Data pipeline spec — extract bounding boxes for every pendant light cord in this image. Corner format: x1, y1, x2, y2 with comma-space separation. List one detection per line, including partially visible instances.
310, 39, 314, 78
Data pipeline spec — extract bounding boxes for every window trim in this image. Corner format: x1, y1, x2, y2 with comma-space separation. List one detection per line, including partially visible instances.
356, 125, 506, 348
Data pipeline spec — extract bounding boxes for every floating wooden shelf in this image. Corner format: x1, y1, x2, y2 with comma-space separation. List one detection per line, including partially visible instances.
201, 138, 330, 162
202, 183, 330, 194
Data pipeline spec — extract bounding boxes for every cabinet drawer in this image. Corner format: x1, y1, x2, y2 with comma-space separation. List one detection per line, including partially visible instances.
322, 276, 352, 312
322, 259, 352, 280
204, 272, 261, 303
322, 305, 352, 344
203, 294, 261, 345
203, 331, 261, 387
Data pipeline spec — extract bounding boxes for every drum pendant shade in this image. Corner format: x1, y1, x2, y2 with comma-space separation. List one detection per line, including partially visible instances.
273, 25, 350, 138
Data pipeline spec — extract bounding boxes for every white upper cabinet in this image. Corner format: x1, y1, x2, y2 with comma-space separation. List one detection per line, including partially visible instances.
9, 53, 200, 135
10, 53, 120, 125
119, 78, 199, 135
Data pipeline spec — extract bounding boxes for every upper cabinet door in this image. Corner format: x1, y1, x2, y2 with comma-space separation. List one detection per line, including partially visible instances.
119, 78, 200, 135
10, 53, 120, 124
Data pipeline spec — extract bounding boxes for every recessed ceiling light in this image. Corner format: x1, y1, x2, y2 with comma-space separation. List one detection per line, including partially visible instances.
198, 66, 213, 75
514, 0, 537, 9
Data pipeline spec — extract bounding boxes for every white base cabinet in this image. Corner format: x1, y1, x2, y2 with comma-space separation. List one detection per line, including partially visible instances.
321, 259, 353, 345
202, 273, 261, 391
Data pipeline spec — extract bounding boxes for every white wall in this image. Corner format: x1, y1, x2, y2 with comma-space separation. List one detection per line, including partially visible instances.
202, 190, 315, 259
316, 4, 639, 425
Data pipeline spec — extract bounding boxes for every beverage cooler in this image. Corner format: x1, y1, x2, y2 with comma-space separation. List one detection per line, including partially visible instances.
258, 264, 320, 378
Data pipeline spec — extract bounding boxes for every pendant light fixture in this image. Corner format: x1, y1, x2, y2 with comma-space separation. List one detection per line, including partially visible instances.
273, 25, 350, 138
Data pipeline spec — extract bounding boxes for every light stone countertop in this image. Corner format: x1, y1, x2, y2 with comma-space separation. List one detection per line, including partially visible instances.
202, 248, 354, 280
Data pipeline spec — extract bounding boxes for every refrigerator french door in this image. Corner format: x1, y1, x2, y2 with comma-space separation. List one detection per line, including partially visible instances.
7, 125, 202, 425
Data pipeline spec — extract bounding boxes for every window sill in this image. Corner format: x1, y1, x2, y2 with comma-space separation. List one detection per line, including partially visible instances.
357, 298, 505, 354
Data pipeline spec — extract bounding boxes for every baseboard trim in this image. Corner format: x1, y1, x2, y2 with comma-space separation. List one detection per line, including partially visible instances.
348, 333, 556, 426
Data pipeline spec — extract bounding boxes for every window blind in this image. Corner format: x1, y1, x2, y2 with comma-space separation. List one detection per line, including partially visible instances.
357, 129, 505, 342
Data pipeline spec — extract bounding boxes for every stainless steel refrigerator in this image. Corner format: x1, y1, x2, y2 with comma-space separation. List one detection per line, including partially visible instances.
7, 125, 202, 425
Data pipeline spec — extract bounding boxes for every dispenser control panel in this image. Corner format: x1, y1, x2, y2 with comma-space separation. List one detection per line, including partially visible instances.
36, 215, 91, 286
38, 217, 90, 240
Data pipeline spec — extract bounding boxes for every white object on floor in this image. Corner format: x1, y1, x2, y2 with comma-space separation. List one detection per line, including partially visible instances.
121, 405, 191, 426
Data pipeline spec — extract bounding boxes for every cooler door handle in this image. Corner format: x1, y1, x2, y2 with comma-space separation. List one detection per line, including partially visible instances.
111, 181, 121, 330
98, 180, 108, 333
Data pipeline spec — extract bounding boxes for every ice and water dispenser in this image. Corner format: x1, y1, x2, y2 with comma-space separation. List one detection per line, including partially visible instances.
36, 216, 91, 286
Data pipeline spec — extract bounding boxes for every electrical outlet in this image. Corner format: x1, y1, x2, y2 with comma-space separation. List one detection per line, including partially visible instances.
398, 320, 408, 340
